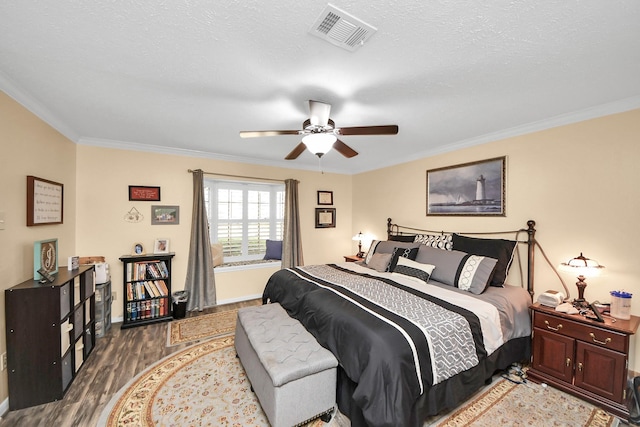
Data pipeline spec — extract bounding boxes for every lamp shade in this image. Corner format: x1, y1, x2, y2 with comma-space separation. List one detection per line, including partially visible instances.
352, 232, 364, 241
302, 133, 337, 157
560, 252, 604, 277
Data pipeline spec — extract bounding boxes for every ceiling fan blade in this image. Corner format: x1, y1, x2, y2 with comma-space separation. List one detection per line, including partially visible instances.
338, 125, 399, 136
239, 130, 300, 138
308, 100, 331, 127
285, 142, 307, 160
333, 139, 358, 158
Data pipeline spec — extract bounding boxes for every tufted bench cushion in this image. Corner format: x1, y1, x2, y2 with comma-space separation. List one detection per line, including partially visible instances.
235, 302, 337, 427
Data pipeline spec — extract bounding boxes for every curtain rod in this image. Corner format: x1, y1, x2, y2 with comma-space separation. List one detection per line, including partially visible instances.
187, 169, 285, 183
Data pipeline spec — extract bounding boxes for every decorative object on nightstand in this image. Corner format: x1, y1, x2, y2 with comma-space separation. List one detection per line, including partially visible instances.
352, 231, 365, 258
560, 252, 604, 303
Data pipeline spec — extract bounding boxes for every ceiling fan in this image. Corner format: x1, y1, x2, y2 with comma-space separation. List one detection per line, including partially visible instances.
239, 100, 399, 160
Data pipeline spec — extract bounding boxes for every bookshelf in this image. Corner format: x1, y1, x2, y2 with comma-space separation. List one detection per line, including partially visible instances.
119, 253, 174, 329
5, 265, 95, 410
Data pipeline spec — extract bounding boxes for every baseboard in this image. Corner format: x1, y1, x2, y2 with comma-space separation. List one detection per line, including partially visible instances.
216, 293, 263, 306
0, 397, 10, 418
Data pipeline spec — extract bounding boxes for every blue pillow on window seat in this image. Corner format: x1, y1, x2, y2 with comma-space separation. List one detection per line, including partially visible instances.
264, 240, 283, 260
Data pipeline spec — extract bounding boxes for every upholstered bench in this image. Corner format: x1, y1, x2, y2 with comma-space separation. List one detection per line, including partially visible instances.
235, 303, 338, 427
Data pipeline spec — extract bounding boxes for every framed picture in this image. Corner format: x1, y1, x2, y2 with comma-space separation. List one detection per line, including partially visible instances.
154, 238, 170, 254
34, 238, 58, 278
317, 190, 333, 205
27, 176, 63, 226
315, 208, 336, 228
132, 242, 145, 255
151, 205, 180, 225
129, 185, 161, 201
426, 156, 506, 216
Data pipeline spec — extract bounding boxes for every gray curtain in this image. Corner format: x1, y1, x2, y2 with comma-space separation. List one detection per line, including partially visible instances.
184, 169, 216, 311
282, 178, 303, 269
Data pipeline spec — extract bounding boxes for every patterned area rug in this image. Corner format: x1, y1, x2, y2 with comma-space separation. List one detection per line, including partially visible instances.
166, 308, 239, 347
98, 335, 330, 427
435, 378, 615, 427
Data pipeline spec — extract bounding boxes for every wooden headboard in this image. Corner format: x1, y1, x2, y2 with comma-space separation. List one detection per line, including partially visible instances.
386, 218, 537, 296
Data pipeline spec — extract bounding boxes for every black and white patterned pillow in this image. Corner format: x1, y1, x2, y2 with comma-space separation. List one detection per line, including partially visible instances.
387, 246, 419, 272
414, 234, 453, 250
456, 255, 498, 294
392, 257, 435, 285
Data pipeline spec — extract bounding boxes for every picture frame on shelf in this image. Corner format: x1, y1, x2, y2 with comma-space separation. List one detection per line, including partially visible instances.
128, 185, 161, 201
132, 242, 145, 255
154, 238, 170, 254
27, 176, 63, 226
315, 208, 336, 228
34, 238, 58, 278
317, 190, 333, 205
151, 205, 180, 225
426, 156, 506, 216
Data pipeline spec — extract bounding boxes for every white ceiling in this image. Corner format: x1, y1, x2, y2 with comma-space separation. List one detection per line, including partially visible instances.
2, 1, 640, 174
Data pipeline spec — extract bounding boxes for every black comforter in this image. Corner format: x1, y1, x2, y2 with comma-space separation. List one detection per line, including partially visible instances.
262, 264, 493, 427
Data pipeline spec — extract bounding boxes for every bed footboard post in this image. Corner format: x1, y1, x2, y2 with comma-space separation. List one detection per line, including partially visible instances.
526, 220, 536, 297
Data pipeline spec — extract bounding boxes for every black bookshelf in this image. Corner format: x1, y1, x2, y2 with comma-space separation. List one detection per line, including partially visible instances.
119, 253, 174, 329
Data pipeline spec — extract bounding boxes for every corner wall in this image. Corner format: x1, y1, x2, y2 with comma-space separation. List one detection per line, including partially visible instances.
0, 92, 78, 406
353, 108, 640, 371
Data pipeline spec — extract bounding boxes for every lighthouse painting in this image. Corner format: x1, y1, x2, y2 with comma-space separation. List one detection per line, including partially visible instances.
426, 156, 505, 216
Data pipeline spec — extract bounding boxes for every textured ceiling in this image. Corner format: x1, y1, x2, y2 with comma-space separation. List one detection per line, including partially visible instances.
1, 1, 640, 174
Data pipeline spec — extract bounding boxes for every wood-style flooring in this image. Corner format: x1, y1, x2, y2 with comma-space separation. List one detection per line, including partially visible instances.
0, 299, 261, 427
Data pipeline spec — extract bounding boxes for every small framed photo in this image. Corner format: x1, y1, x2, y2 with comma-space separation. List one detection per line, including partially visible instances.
317, 190, 333, 206
151, 205, 180, 225
154, 238, 170, 254
34, 238, 58, 277
129, 185, 161, 201
132, 242, 145, 255
315, 208, 336, 228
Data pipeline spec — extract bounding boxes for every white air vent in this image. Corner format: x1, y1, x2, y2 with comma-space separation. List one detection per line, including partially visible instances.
309, 4, 377, 52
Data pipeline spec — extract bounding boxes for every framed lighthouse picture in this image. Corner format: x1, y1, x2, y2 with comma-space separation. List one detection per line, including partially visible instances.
426, 156, 505, 216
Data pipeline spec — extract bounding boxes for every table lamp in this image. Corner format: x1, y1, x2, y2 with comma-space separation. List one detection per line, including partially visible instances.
560, 252, 604, 303
352, 231, 365, 258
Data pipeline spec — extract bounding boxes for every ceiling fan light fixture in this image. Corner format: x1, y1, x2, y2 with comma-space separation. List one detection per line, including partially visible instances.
302, 133, 337, 157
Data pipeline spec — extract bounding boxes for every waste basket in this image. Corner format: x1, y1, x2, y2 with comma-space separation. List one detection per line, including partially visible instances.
172, 291, 188, 319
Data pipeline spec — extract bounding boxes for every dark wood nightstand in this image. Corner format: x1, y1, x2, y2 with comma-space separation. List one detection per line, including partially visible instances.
528, 302, 640, 420
343, 255, 364, 263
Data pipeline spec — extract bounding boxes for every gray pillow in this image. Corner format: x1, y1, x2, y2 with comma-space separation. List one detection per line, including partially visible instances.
365, 240, 420, 263
367, 253, 392, 272
415, 246, 497, 294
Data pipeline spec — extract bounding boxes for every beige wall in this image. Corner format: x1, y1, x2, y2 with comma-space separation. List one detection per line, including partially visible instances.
0, 92, 78, 404
353, 108, 640, 370
75, 145, 354, 317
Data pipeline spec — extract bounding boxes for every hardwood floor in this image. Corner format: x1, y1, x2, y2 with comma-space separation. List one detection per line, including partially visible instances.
0, 299, 261, 427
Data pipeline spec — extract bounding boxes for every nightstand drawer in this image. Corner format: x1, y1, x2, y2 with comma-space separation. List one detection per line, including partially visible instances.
534, 312, 626, 352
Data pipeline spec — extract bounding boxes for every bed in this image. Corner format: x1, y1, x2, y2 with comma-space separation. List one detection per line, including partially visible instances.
262, 219, 537, 427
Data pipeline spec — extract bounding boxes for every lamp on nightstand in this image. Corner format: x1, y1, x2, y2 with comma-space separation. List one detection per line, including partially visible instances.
352, 231, 365, 258
560, 252, 604, 303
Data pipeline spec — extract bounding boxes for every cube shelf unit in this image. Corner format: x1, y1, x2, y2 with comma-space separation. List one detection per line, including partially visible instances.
5, 265, 96, 410
119, 253, 174, 329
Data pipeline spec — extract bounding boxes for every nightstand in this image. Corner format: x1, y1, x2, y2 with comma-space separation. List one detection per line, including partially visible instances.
528, 302, 640, 420
343, 255, 364, 263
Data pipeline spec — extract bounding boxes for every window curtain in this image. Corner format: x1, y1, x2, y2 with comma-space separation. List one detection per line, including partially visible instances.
282, 179, 303, 269
184, 169, 216, 311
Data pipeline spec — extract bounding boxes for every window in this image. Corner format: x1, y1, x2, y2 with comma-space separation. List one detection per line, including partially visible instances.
204, 179, 284, 262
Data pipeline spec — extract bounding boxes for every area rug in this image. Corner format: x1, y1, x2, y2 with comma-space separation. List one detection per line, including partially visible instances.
101, 333, 616, 427
166, 308, 238, 347
98, 335, 331, 427
436, 378, 615, 427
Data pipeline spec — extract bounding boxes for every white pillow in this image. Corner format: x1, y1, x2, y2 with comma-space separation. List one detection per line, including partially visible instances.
392, 257, 435, 285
